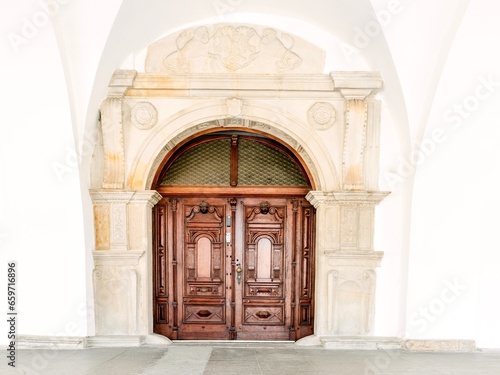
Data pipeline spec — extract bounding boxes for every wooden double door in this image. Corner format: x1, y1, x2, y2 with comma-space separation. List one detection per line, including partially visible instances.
153, 196, 315, 340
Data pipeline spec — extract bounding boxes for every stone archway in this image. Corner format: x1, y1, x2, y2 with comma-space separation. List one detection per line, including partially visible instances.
151, 130, 317, 340
89, 23, 388, 347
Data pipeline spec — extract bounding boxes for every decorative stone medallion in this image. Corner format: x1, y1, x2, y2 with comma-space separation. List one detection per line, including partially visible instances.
131, 102, 158, 130
307, 102, 336, 130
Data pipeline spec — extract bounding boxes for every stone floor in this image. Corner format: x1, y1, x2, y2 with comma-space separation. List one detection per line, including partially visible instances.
3, 342, 500, 375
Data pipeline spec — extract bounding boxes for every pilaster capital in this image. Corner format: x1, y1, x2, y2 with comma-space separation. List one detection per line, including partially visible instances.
89, 190, 135, 205
108, 69, 138, 97
306, 191, 390, 208
330, 71, 383, 99
89, 190, 162, 208
128, 190, 163, 208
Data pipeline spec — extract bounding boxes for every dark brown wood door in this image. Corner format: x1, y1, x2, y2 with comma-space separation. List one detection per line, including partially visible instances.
153, 196, 315, 340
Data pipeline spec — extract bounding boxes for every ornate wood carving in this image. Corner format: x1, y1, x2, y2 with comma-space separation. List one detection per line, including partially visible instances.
153, 200, 169, 334
153, 196, 315, 340
170, 198, 179, 338
229, 197, 237, 339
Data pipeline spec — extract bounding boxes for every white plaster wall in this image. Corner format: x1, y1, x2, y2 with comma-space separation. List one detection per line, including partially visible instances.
2, 0, 500, 348
402, 1, 500, 348
0, 0, 90, 345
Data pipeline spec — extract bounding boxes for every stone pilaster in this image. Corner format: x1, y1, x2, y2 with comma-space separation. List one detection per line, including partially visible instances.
99, 70, 137, 189
306, 190, 388, 337
331, 72, 383, 191
90, 190, 162, 336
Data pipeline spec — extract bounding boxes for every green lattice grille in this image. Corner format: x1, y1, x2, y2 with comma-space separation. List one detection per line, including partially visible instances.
160, 137, 309, 187
238, 140, 308, 186
160, 139, 231, 185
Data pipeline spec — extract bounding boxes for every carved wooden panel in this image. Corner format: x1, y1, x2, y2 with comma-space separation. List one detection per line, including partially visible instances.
184, 301, 225, 324
152, 200, 170, 335
183, 201, 224, 295
153, 196, 315, 340
156, 205, 167, 296
298, 203, 315, 330
243, 304, 284, 325
244, 202, 285, 299
156, 297, 168, 324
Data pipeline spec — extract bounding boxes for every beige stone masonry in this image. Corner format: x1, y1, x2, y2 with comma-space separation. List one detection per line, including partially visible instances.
90, 23, 388, 345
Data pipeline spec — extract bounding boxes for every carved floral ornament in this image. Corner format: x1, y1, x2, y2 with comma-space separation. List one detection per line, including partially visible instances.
307, 102, 336, 130
131, 101, 158, 130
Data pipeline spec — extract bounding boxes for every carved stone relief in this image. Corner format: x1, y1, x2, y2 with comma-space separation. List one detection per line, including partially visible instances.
92, 29, 388, 344
94, 266, 137, 335
340, 207, 358, 247
146, 24, 325, 74
131, 102, 158, 130
307, 191, 386, 337
111, 205, 127, 246
327, 266, 378, 336
307, 102, 336, 130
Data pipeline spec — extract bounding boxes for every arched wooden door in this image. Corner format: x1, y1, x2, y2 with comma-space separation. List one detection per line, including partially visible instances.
152, 131, 315, 340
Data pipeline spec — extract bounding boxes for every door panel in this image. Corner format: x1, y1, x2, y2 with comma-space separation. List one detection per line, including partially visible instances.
236, 199, 289, 339
153, 196, 315, 340
178, 198, 229, 339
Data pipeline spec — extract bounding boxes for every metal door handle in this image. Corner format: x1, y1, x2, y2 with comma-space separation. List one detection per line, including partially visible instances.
235, 261, 242, 284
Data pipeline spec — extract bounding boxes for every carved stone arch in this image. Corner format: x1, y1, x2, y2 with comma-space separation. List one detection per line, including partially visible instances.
127, 101, 340, 191
90, 22, 389, 347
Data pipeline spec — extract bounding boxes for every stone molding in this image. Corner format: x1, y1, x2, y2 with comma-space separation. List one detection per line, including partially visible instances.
330, 71, 383, 100
93, 250, 145, 266
15, 335, 478, 351
141, 115, 331, 192
16, 335, 86, 349
325, 250, 384, 268
306, 191, 390, 208
319, 336, 402, 350
16, 334, 171, 349
90, 190, 161, 251
108, 69, 138, 97
89, 190, 162, 207
403, 339, 476, 353
125, 72, 384, 99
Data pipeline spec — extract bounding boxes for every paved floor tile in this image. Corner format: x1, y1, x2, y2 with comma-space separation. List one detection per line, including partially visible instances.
2, 343, 500, 375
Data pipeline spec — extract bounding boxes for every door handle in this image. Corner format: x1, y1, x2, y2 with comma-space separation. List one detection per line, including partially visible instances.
235, 260, 242, 285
